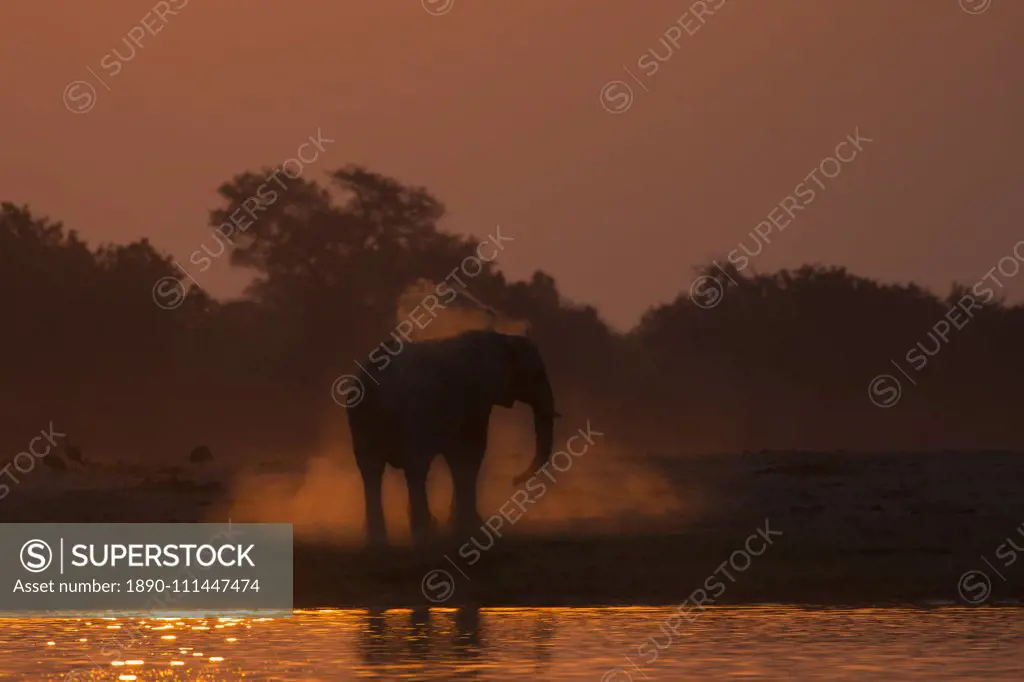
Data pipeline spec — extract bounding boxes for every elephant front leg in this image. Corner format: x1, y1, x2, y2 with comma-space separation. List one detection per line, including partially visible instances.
405, 464, 436, 546
359, 460, 387, 548
449, 451, 484, 537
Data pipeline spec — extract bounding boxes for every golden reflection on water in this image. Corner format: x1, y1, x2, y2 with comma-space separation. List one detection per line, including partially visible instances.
2, 607, 1024, 680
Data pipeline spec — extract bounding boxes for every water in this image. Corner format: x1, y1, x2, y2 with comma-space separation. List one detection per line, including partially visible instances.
3, 606, 1023, 680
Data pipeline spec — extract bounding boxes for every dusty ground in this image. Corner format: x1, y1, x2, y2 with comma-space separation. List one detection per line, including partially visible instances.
3, 451, 1023, 607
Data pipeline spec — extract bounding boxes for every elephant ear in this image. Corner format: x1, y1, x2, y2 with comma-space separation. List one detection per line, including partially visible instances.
489, 333, 531, 408
461, 332, 520, 409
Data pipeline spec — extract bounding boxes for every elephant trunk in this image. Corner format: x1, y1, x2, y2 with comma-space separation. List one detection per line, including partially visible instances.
512, 380, 556, 486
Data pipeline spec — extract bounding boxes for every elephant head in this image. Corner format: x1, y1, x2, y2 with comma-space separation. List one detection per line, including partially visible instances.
462, 331, 558, 486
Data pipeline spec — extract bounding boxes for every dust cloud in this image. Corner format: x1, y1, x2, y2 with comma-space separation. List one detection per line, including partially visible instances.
225, 416, 685, 544
224, 281, 686, 543
396, 277, 530, 340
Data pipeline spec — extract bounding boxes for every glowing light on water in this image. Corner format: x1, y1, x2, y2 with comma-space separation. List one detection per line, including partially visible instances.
10, 608, 1024, 680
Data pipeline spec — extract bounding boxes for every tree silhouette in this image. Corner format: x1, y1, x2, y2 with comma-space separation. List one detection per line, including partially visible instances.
3, 165, 1023, 463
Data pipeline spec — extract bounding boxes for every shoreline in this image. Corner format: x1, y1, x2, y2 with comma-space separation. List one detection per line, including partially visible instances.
3, 450, 1023, 610
290, 532, 1022, 609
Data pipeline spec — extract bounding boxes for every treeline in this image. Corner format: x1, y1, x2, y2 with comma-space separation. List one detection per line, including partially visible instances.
2, 164, 1022, 463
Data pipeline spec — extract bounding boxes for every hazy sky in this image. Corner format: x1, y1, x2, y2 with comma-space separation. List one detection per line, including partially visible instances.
2, 1, 1021, 330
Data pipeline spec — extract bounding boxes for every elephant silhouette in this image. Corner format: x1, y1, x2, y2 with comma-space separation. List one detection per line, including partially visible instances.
355, 606, 485, 674
346, 330, 559, 546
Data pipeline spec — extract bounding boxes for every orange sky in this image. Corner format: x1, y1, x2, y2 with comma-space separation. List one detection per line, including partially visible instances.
1, 1, 1021, 329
